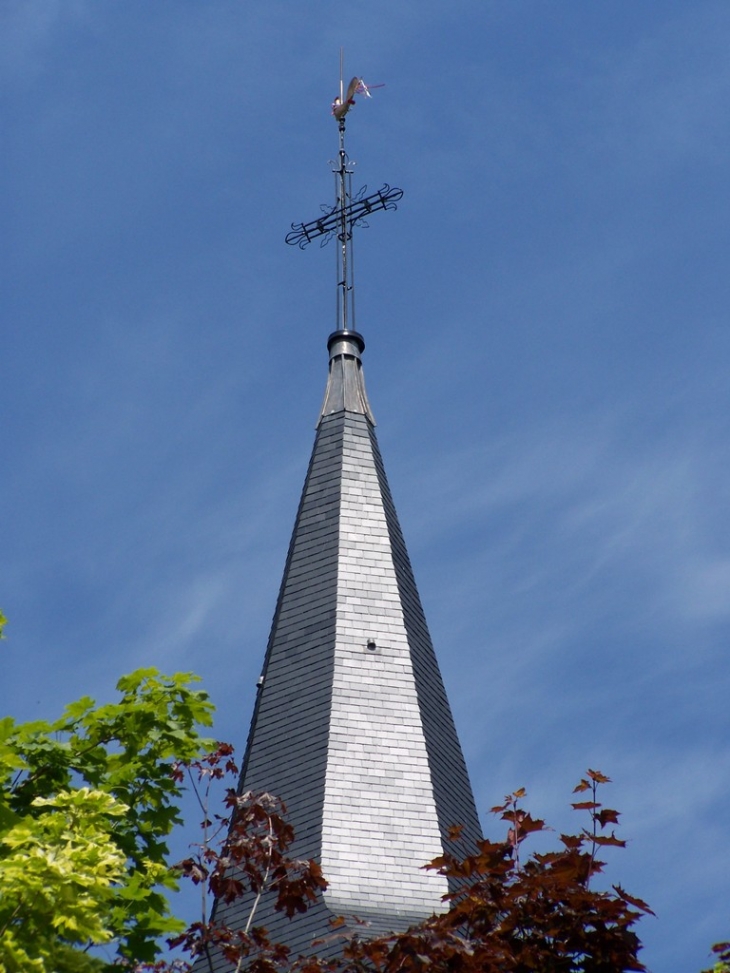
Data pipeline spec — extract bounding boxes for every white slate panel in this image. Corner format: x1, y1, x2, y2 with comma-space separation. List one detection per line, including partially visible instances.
321, 417, 449, 915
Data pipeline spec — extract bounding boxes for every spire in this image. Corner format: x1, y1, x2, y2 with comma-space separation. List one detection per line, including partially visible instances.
208, 336, 482, 961
202, 67, 483, 966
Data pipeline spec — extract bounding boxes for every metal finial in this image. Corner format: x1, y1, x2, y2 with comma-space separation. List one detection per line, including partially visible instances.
285, 56, 403, 335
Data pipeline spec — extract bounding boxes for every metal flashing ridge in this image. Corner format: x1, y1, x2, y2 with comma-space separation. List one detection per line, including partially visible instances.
318, 329, 375, 425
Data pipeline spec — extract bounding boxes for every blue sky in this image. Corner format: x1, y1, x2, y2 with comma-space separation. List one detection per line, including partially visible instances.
2, 2, 730, 970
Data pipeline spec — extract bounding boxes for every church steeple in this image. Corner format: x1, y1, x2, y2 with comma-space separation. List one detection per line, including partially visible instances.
205, 70, 482, 964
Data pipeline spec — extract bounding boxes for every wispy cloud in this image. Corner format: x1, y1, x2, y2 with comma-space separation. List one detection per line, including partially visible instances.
0, 0, 90, 81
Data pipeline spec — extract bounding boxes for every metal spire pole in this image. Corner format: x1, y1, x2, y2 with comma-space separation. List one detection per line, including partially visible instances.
335, 113, 354, 332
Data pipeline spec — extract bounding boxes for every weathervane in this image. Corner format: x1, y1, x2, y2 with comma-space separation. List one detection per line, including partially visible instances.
285, 53, 403, 334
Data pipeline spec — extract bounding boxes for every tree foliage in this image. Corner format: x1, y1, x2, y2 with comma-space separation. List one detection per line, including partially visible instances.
0, 641, 720, 973
703, 942, 730, 973
160, 757, 653, 973
0, 667, 214, 972
341, 771, 653, 973
167, 745, 327, 973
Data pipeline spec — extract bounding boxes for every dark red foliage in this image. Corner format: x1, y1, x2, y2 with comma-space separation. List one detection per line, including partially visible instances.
339, 776, 652, 973
154, 758, 653, 973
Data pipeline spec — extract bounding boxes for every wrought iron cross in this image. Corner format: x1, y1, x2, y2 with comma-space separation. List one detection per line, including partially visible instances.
285, 64, 403, 334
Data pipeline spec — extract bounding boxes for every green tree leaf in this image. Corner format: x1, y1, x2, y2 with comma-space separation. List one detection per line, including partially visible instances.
0, 667, 214, 972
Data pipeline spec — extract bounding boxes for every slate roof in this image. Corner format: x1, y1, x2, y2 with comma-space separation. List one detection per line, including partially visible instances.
203, 329, 482, 967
